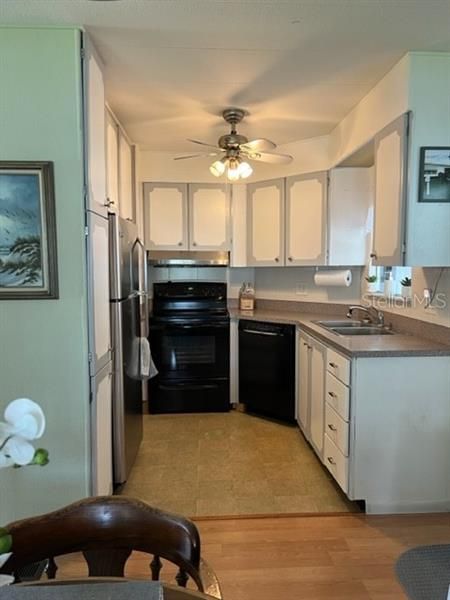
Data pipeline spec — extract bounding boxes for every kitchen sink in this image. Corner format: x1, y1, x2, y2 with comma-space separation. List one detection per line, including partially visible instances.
313, 319, 393, 336
331, 326, 393, 336
314, 320, 365, 328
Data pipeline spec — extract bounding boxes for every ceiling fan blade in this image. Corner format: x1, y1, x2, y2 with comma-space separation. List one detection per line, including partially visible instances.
187, 138, 220, 150
242, 150, 293, 164
174, 152, 219, 161
240, 138, 277, 152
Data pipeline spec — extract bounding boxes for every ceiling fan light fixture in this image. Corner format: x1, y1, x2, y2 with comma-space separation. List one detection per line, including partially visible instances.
209, 158, 226, 177
238, 160, 253, 179
227, 158, 241, 181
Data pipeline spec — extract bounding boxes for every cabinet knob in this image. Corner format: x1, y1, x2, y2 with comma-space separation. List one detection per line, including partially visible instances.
328, 391, 337, 398
328, 362, 338, 369
370, 252, 377, 259
192, 242, 197, 247
275, 257, 279, 262
178, 242, 183, 246
327, 456, 336, 465
288, 257, 293, 262
104, 198, 114, 207
328, 423, 337, 432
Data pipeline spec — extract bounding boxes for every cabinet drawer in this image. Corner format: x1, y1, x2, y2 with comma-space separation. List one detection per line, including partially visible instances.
326, 371, 350, 421
326, 347, 350, 386
325, 403, 349, 456
324, 434, 348, 494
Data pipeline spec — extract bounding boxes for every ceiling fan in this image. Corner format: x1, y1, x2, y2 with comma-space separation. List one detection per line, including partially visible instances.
174, 108, 293, 181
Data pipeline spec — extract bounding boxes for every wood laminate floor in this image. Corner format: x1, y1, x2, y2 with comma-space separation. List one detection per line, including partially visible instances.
120, 411, 358, 517
57, 513, 450, 599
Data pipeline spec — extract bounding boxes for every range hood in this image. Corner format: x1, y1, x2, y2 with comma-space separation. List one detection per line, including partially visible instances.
147, 250, 229, 267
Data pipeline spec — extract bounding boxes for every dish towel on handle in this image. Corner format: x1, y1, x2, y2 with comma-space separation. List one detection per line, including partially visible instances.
140, 337, 158, 380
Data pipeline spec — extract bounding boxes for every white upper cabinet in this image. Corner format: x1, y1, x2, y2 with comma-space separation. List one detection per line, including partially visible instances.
372, 113, 409, 266
189, 183, 230, 250
328, 167, 373, 266
105, 109, 119, 213
143, 182, 188, 250
118, 130, 135, 222
286, 172, 327, 266
84, 39, 107, 217
247, 178, 285, 266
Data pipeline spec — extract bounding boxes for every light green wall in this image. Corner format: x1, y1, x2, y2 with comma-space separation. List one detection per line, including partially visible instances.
0, 28, 91, 522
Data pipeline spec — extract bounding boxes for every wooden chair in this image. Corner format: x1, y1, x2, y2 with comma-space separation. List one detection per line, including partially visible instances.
0, 496, 222, 599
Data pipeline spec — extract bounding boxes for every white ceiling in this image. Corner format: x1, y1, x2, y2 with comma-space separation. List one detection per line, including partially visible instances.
2, 0, 450, 152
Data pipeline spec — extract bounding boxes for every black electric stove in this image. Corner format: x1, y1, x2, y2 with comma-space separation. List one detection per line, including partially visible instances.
148, 282, 230, 414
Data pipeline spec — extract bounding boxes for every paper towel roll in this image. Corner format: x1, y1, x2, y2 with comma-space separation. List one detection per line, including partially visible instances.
314, 270, 352, 287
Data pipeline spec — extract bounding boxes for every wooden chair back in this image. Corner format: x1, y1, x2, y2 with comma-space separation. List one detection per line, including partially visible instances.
0, 496, 221, 598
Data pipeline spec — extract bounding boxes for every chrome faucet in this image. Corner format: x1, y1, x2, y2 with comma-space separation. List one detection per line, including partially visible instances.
347, 305, 385, 327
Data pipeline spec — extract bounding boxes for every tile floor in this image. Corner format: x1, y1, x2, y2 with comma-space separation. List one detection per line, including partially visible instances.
119, 411, 359, 517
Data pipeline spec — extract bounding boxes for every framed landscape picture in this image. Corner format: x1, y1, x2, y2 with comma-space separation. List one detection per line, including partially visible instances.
418, 147, 450, 203
0, 161, 58, 299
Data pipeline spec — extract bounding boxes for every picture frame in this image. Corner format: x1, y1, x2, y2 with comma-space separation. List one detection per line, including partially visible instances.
418, 147, 450, 203
0, 161, 59, 299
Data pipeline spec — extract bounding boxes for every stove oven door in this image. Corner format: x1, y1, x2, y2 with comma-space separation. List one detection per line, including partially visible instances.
149, 320, 230, 381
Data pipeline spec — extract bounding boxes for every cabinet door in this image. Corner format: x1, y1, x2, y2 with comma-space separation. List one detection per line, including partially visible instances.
328, 168, 373, 266
91, 361, 113, 496
119, 130, 135, 222
87, 211, 111, 376
286, 172, 327, 266
143, 182, 188, 250
310, 337, 326, 459
105, 109, 119, 213
83, 36, 107, 217
189, 183, 230, 250
297, 332, 311, 436
372, 113, 409, 266
247, 179, 284, 266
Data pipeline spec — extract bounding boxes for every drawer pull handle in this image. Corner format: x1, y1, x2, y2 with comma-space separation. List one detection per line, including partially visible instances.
327, 456, 336, 465
328, 391, 337, 398
328, 424, 337, 432
329, 362, 338, 368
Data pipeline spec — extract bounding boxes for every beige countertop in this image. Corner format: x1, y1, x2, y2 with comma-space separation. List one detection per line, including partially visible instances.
230, 308, 450, 358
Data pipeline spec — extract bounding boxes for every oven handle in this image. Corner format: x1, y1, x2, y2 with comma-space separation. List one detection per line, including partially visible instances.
150, 323, 229, 330
159, 383, 218, 391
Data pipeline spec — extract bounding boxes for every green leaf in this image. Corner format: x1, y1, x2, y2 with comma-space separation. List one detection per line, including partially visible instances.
0, 533, 12, 554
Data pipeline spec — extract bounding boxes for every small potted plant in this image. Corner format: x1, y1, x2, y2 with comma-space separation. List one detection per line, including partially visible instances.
365, 274, 378, 294
400, 276, 412, 299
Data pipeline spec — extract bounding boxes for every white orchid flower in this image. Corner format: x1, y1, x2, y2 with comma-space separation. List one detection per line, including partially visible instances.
0, 399, 46, 467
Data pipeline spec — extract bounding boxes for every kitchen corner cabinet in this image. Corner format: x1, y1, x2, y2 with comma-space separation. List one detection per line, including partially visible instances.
372, 113, 409, 266
247, 178, 285, 266
118, 130, 135, 222
328, 167, 373, 266
297, 326, 450, 513
143, 182, 230, 251
286, 172, 327, 266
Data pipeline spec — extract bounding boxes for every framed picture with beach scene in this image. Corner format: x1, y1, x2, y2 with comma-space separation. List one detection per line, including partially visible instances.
0, 161, 58, 299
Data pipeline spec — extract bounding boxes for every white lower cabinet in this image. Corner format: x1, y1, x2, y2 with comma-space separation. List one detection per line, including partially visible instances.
297, 327, 450, 514
296, 330, 326, 459
323, 434, 349, 494
90, 361, 113, 496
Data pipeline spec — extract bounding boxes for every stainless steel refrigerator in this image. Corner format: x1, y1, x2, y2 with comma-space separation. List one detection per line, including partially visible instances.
109, 213, 144, 485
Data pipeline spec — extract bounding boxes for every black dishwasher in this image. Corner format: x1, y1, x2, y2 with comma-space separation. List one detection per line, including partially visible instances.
239, 320, 295, 422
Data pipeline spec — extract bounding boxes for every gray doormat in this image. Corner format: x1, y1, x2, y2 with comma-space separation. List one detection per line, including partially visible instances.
396, 544, 450, 599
